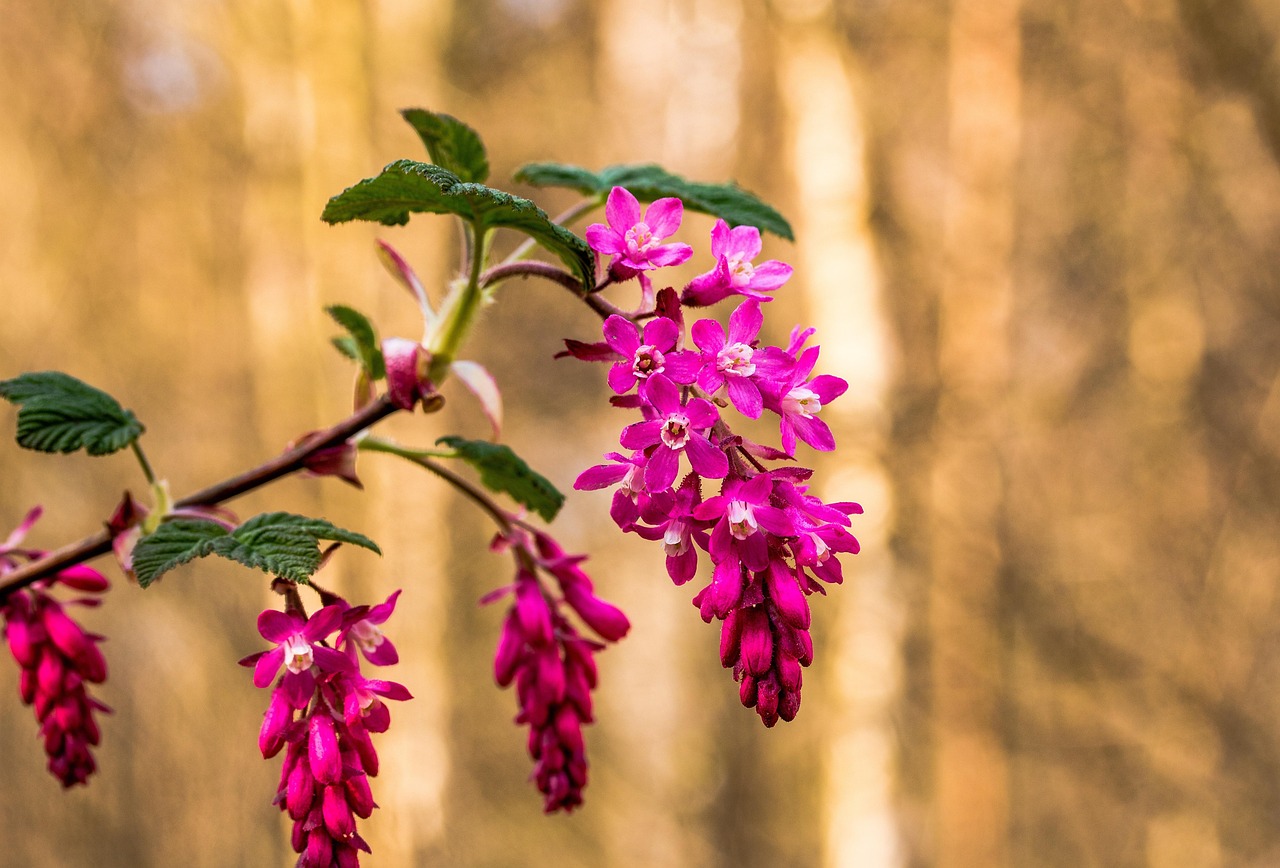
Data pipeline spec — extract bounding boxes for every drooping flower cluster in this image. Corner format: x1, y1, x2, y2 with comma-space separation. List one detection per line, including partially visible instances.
240, 590, 408, 868
571, 187, 861, 726
486, 528, 629, 812
0, 506, 112, 786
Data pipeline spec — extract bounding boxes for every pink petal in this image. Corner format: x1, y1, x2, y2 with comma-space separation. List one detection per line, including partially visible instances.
641, 373, 681, 414
728, 299, 763, 342
303, 605, 345, 641
691, 318, 727, 355
726, 224, 763, 261
747, 260, 792, 291
258, 609, 301, 642
686, 433, 729, 479
646, 243, 694, 268
810, 374, 848, 404
644, 446, 679, 491
253, 646, 285, 688
585, 224, 625, 255
640, 316, 679, 351
451, 359, 503, 438
607, 362, 637, 395
643, 197, 685, 239
791, 415, 836, 452
708, 219, 732, 257
619, 420, 661, 450
605, 186, 641, 231
663, 350, 700, 384
726, 378, 763, 419
376, 239, 435, 329
602, 315, 641, 355
574, 462, 629, 490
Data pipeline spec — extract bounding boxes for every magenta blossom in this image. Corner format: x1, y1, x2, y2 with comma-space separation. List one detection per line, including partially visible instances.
242, 605, 353, 709
340, 590, 401, 667
762, 345, 848, 456
683, 219, 793, 306
619, 373, 728, 491
601, 315, 698, 394
690, 299, 770, 418
586, 187, 693, 279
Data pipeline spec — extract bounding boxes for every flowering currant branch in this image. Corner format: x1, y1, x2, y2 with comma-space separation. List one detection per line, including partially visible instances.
0, 108, 858, 865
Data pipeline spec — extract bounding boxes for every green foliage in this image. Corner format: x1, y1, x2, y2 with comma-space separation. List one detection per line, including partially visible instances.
132, 512, 381, 588
515, 161, 794, 241
326, 305, 386, 380
0, 371, 145, 456
436, 436, 564, 522
322, 160, 596, 291
400, 109, 490, 184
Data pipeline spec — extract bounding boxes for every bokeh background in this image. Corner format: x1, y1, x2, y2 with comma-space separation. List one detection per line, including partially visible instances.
2, 0, 1279, 865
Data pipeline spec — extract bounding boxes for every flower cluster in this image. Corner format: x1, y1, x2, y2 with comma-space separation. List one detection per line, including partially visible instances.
240, 590, 408, 868
0, 507, 111, 786
487, 528, 629, 812
571, 187, 861, 726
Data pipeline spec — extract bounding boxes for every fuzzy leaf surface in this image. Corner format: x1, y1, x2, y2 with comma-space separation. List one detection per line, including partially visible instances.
131, 512, 380, 587
323, 160, 595, 291
0, 371, 144, 456
400, 109, 490, 183
514, 161, 794, 241
436, 436, 564, 522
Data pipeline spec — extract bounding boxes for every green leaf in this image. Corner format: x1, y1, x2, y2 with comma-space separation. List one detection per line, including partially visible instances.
322, 160, 596, 292
0, 371, 145, 456
514, 161, 794, 241
326, 305, 386, 380
436, 436, 564, 522
131, 520, 229, 588
400, 108, 490, 183
130, 512, 381, 587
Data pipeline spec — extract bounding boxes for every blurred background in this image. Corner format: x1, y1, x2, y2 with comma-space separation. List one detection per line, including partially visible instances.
1, 0, 1279, 865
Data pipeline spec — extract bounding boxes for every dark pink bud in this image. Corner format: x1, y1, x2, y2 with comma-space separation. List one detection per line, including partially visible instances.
344, 722, 379, 777
554, 706, 584, 754
303, 829, 333, 868
778, 653, 804, 692
535, 648, 566, 704
308, 713, 342, 785
322, 784, 356, 839
756, 675, 780, 727
286, 756, 316, 820
337, 844, 362, 868
296, 436, 363, 489
346, 774, 376, 819
779, 689, 801, 722
493, 613, 524, 687
78, 642, 107, 684
6, 613, 39, 667
562, 585, 630, 642
19, 667, 36, 704
37, 650, 63, 697
291, 818, 307, 853
514, 576, 552, 646
259, 688, 294, 758
765, 561, 810, 629
719, 610, 743, 667
55, 564, 110, 593
739, 608, 773, 676
739, 674, 757, 708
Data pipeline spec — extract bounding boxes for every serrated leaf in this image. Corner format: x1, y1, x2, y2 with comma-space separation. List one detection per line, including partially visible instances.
130, 512, 380, 587
214, 512, 381, 582
131, 520, 229, 588
400, 108, 490, 183
0, 371, 145, 456
436, 436, 564, 522
326, 305, 386, 380
514, 161, 794, 241
322, 160, 596, 291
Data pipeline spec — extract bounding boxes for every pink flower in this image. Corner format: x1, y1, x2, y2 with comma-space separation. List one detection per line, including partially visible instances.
242, 605, 352, 709
761, 345, 848, 456
682, 219, 793, 306
619, 373, 728, 491
340, 590, 401, 667
586, 187, 693, 279
600, 315, 698, 395
690, 299, 768, 419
